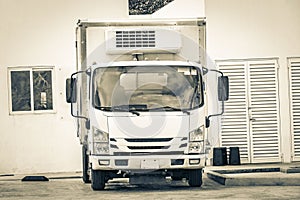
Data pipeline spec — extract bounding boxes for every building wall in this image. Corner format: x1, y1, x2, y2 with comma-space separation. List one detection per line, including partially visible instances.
152, 0, 205, 18
205, 0, 300, 162
151, 0, 300, 163
0, 0, 128, 174
1, 0, 299, 174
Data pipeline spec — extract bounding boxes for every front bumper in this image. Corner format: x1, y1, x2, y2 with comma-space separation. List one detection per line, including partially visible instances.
91, 154, 206, 170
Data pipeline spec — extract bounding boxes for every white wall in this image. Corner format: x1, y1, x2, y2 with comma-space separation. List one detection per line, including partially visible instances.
1, 0, 299, 174
150, 0, 300, 163
152, 0, 205, 18
205, 0, 300, 59
0, 0, 128, 174
205, 0, 300, 162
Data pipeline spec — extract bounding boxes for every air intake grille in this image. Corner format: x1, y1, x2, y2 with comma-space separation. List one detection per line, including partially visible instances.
128, 146, 170, 150
115, 30, 156, 48
125, 138, 172, 142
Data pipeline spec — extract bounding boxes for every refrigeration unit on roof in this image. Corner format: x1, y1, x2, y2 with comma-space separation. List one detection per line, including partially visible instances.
105, 28, 182, 54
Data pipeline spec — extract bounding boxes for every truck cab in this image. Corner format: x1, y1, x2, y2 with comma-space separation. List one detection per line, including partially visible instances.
66, 18, 228, 190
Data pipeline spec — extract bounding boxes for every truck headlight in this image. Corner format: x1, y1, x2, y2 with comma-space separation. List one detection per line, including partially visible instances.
94, 143, 109, 154
93, 127, 109, 154
189, 126, 204, 141
188, 142, 203, 154
93, 127, 109, 142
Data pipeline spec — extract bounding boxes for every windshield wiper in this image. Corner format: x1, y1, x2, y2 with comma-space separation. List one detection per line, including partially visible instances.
94, 106, 112, 111
149, 106, 190, 114
112, 105, 141, 116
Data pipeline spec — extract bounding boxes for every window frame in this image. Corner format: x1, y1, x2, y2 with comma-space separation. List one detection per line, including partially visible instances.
8, 66, 56, 115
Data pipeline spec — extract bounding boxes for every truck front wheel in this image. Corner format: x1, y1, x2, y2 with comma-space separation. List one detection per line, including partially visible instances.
188, 169, 203, 187
91, 169, 106, 190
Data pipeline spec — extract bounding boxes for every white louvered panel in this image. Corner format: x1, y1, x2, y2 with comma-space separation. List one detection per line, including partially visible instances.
289, 58, 300, 161
248, 61, 281, 162
218, 63, 250, 163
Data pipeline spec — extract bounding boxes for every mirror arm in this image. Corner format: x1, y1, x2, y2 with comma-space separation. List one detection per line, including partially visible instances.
207, 68, 224, 77
71, 69, 89, 79
205, 101, 224, 128
70, 69, 91, 129
205, 68, 226, 128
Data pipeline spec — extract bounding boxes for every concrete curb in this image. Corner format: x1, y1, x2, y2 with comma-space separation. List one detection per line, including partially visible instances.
0, 172, 82, 182
206, 167, 300, 186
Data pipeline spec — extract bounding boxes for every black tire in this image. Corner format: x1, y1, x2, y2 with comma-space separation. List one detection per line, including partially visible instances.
188, 169, 203, 187
91, 170, 106, 190
82, 145, 91, 183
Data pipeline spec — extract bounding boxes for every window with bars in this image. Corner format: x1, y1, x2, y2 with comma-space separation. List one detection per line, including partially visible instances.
8, 67, 54, 114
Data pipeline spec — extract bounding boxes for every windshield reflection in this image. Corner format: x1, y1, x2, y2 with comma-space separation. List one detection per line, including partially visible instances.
93, 66, 203, 111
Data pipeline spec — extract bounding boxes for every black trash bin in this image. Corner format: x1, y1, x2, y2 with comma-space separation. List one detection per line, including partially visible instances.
229, 147, 241, 165
213, 147, 227, 166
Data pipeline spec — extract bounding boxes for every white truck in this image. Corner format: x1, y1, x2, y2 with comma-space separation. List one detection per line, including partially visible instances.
66, 18, 228, 190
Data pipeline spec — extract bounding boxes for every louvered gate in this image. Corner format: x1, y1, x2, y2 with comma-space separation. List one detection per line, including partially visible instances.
217, 61, 250, 163
217, 59, 281, 163
289, 57, 300, 161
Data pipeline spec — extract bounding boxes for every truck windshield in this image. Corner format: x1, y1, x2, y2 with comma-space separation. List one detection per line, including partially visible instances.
92, 65, 203, 111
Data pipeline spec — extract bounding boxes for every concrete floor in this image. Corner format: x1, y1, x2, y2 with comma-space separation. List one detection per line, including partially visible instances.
1, 172, 300, 199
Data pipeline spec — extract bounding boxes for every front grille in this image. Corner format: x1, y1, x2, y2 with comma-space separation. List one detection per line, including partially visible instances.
128, 146, 170, 150
113, 151, 184, 156
125, 138, 173, 142
110, 137, 185, 154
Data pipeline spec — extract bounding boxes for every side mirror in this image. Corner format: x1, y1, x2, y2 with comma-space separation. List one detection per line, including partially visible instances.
218, 76, 229, 101
66, 78, 77, 103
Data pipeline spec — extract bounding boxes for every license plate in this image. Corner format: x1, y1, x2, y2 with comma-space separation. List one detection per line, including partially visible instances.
141, 159, 159, 169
